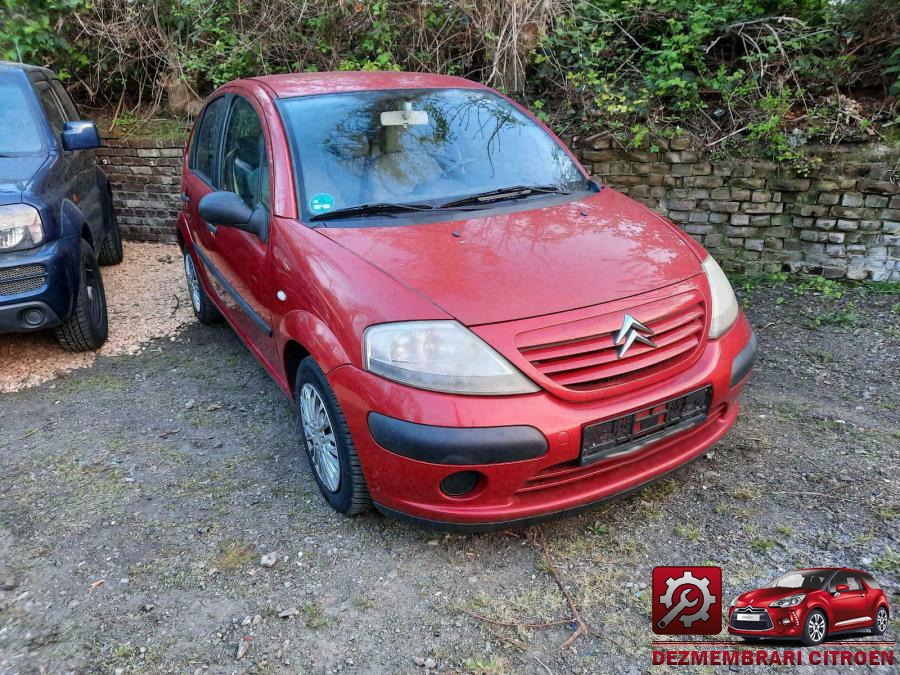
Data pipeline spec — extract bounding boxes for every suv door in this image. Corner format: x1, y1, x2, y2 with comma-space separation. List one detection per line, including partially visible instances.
211, 95, 276, 365
828, 571, 870, 630
33, 79, 102, 240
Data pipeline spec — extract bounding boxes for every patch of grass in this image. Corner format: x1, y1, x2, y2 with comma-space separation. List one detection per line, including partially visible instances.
53, 372, 125, 395
215, 543, 253, 571
732, 486, 761, 500
875, 505, 898, 521
796, 276, 845, 299
674, 524, 702, 543
750, 538, 778, 554
862, 281, 900, 295
354, 595, 376, 610
776, 524, 794, 538
871, 548, 900, 574
641, 479, 678, 502
461, 656, 508, 675
809, 307, 858, 330
301, 603, 328, 628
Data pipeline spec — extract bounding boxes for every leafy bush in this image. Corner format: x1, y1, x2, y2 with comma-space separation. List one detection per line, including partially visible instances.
1, 0, 896, 158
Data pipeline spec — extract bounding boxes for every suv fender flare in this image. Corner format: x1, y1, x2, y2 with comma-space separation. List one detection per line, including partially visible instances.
278, 310, 351, 378
59, 199, 96, 244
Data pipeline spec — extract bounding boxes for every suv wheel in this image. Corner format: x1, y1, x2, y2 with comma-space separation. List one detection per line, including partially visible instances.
801, 609, 827, 646
97, 203, 124, 265
295, 357, 371, 515
872, 606, 888, 635
183, 249, 221, 324
55, 239, 108, 351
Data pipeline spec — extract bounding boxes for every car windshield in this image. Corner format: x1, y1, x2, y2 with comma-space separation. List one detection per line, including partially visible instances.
0, 77, 44, 155
278, 88, 589, 220
768, 570, 829, 589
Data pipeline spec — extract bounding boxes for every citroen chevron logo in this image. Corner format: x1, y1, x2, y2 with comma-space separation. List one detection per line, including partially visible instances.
614, 314, 657, 358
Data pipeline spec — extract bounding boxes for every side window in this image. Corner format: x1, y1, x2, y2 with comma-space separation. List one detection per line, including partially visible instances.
190, 96, 228, 185
36, 84, 67, 136
221, 96, 268, 210
860, 574, 880, 590
830, 572, 860, 592
50, 80, 79, 120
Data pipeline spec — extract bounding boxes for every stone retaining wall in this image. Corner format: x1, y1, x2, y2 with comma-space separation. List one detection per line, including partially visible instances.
96, 132, 900, 280
97, 135, 184, 243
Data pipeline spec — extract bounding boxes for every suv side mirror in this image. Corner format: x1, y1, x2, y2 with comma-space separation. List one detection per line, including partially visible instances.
835, 584, 850, 594
61, 121, 101, 151
198, 191, 267, 240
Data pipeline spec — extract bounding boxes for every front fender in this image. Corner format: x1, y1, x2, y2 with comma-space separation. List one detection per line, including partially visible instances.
58, 198, 91, 241
805, 599, 834, 626
278, 309, 352, 375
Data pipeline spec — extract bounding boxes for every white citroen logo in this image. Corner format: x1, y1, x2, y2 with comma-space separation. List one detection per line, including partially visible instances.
614, 314, 656, 358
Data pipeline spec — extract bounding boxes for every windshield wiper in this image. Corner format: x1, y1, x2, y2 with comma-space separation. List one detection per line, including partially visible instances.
439, 185, 574, 209
309, 201, 434, 222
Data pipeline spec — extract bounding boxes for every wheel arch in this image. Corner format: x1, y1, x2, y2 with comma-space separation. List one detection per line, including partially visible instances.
278, 310, 351, 396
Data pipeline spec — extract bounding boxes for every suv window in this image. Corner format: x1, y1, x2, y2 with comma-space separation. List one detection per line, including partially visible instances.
50, 80, 79, 120
36, 83, 67, 136
221, 96, 268, 210
830, 572, 860, 592
0, 78, 44, 154
191, 96, 228, 185
860, 573, 880, 590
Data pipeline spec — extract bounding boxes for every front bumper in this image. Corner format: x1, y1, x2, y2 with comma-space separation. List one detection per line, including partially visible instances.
727, 605, 806, 638
329, 312, 756, 530
0, 236, 80, 333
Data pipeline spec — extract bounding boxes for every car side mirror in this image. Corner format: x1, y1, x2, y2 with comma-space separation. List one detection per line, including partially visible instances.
61, 121, 101, 151
198, 191, 267, 240
835, 584, 850, 594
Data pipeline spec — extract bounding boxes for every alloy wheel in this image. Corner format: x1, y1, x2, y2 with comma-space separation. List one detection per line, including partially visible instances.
299, 383, 341, 493
183, 251, 202, 312
877, 608, 888, 633
808, 612, 826, 643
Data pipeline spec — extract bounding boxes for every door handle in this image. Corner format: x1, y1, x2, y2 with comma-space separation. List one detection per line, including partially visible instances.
859, 593, 865, 597
181, 192, 190, 204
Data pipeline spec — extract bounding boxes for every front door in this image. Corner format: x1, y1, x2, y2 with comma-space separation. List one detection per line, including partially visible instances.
207, 95, 276, 365
828, 572, 870, 630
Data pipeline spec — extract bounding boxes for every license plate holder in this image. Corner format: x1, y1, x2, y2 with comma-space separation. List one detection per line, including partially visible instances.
737, 613, 760, 622
580, 386, 712, 465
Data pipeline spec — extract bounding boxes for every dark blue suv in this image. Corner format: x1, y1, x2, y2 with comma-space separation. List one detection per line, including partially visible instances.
0, 62, 122, 351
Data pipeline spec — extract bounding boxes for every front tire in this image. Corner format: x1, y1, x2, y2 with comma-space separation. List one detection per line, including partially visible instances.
55, 239, 108, 351
872, 606, 888, 635
801, 610, 827, 646
295, 357, 371, 515
183, 249, 221, 324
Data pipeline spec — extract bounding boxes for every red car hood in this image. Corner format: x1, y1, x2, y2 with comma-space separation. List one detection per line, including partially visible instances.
319, 188, 703, 325
736, 588, 807, 606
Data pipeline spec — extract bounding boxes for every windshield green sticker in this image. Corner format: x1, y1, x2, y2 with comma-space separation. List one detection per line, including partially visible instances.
309, 193, 335, 213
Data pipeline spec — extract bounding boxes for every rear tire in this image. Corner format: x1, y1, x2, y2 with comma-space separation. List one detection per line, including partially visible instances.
55, 239, 108, 351
97, 201, 124, 265
801, 610, 827, 646
295, 357, 371, 515
872, 606, 888, 635
183, 249, 221, 324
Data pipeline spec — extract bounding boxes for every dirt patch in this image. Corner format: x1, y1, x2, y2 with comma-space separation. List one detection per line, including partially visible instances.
0, 279, 897, 673
0, 242, 192, 393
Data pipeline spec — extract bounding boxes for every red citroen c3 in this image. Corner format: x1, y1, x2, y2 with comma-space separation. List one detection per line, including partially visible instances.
177, 72, 757, 529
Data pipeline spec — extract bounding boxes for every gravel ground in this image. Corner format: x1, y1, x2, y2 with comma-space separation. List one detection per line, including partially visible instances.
0, 242, 193, 393
0, 276, 897, 674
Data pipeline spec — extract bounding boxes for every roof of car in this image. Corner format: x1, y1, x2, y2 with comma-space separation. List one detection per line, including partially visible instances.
249, 71, 486, 99
0, 61, 56, 78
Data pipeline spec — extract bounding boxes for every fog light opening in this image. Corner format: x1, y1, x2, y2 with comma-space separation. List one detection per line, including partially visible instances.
23, 308, 45, 326
440, 471, 480, 497
781, 618, 791, 625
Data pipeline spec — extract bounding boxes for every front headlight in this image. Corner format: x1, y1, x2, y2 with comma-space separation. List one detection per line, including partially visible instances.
769, 593, 806, 608
0, 204, 44, 251
702, 254, 738, 339
364, 320, 539, 395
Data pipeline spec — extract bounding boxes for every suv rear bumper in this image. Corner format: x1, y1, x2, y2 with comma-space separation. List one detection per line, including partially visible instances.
0, 236, 80, 333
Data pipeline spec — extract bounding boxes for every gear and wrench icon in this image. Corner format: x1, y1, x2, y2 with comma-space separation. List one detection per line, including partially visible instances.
658, 570, 717, 628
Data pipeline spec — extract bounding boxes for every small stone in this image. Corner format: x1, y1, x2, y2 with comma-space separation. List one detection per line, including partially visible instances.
141, 603, 154, 612
185, 399, 195, 410
261, 552, 277, 567
424, 658, 437, 669
237, 636, 252, 659
426, 539, 439, 546
414, 657, 426, 666
278, 607, 299, 618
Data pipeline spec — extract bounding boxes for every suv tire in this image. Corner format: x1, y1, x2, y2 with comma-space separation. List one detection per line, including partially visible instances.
97, 203, 124, 265
295, 357, 371, 515
55, 239, 109, 351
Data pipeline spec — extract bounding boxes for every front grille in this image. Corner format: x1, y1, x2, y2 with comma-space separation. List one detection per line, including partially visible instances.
0, 264, 46, 296
515, 290, 706, 394
731, 607, 774, 631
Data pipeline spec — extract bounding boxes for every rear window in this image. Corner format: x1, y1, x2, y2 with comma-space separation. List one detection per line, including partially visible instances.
0, 77, 44, 154
860, 573, 881, 590
191, 96, 228, 185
